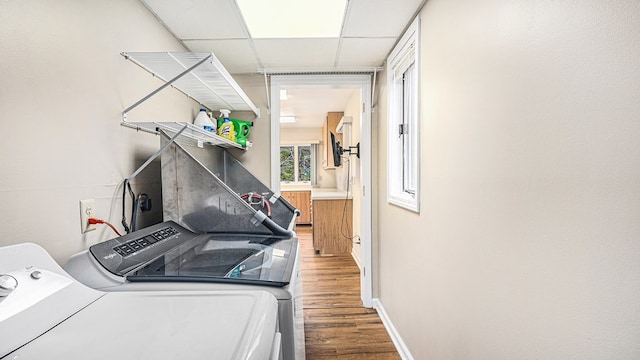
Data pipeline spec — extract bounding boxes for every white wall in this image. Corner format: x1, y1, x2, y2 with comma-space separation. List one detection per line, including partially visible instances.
341, 92, 363, 263
376, 0, 640, 358
0, 0, 197, 263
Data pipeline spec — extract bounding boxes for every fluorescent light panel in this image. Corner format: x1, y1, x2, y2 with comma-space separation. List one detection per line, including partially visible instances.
237, 0, 347, 38
280, 116, 296, 123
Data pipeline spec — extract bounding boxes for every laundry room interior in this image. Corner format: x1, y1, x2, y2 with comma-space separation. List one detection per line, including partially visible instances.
1, 1, 639, 360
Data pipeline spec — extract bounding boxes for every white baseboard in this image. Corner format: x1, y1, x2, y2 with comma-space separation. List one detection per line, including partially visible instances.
351, 249, 362, 270
372, 298, 414, 360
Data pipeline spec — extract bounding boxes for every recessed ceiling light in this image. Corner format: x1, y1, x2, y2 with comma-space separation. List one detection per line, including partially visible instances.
280, 116, 296, 123
237, 0, 347, 38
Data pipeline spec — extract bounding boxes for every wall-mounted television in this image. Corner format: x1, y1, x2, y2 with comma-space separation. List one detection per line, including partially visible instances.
330, 131, 342, 167
331, 131, 360, 167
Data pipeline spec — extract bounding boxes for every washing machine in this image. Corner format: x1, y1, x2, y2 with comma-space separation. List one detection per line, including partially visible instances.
64, 220, 305, 360
0, 242, 281, 360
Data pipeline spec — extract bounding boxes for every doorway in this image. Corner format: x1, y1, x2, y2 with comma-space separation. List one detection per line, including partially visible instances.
270, 75, 373, 307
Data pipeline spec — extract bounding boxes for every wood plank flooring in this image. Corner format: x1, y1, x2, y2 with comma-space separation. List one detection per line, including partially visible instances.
297, 225, 401, 359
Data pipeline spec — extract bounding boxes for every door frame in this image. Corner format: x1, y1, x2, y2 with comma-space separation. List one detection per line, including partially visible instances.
270, 74, 373, 307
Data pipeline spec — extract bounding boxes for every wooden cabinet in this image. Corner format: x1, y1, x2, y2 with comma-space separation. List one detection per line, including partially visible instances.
281, 191, 312, 224
312, 199, 353, 255
322, 112, 344, 169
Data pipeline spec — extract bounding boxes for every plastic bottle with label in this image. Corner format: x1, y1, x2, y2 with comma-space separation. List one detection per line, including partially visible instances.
193, 108, 216, 132
217, 109, 236, 142
233, 119, 254, 148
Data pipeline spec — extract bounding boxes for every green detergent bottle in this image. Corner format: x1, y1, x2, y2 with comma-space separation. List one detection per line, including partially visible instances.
232, 119, 254, 148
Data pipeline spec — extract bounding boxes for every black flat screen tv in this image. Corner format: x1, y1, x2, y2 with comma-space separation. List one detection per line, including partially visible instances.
330, 131, 342, 167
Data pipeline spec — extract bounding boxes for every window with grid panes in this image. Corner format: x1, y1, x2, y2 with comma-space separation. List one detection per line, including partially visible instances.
280, 145, 312, 183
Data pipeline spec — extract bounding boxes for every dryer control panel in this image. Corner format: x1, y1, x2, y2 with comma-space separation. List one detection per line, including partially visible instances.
112, 226, 180, 258
89, 221, 200, 277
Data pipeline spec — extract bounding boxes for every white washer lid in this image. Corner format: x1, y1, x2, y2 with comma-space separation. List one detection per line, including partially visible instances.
7, 290, 278, 360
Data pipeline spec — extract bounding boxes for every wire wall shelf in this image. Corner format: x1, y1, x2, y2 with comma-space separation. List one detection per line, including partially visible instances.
122, 121, 242, 149
121, 51, 259, 149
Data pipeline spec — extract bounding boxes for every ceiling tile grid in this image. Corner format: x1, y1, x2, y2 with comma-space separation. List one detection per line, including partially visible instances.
341, 0, 424, 38
336, 37, 399, 68
142, 0, 424, 74
138, 0, 425, 128
253, 38, 340, 70
183, 39, 260, 73
142, 0, 249, 39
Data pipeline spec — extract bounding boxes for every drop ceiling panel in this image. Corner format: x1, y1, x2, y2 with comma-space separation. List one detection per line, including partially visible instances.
342, 0, 423, 37
254, 39, 339, 69
337, 38, 397, 67
184, 39, 260, 74
142, 0, 248, 39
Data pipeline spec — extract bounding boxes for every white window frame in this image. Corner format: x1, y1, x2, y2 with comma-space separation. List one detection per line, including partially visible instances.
387, 16, 420, 212
280, 143, 314, 185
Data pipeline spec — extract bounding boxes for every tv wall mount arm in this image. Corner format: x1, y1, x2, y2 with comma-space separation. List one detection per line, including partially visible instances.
337, 142, 360, 159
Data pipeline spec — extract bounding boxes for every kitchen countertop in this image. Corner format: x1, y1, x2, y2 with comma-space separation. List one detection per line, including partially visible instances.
311, 188, 351, 200
280, 184, 312, 192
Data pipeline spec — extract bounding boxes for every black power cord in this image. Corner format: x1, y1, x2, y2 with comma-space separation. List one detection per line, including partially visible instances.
121, 179, 135, 234
340, 156, 361, 244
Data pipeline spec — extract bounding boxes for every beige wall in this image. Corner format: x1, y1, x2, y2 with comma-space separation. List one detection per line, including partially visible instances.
0, 0, 198, 263
376, 0, 640, 358
227, 74, 271, 186
280, 127, 322, 144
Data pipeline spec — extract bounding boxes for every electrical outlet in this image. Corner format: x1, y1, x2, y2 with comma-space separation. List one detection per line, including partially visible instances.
80, 199, 96, 234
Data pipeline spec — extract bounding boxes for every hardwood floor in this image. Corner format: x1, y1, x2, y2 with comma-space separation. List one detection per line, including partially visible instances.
297, 225, 401, 359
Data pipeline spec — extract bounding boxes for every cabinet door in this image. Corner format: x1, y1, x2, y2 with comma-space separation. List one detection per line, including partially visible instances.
281, 191, 311, 224
297, 191, 312, 224
312, 199, 352, 255
281, 191, 297, 208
